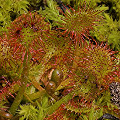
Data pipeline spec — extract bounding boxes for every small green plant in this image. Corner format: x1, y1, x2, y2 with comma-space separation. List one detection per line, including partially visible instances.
0, 0, 29, 34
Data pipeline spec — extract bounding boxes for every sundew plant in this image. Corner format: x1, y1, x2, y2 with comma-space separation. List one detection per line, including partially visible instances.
0, 0, 120, 120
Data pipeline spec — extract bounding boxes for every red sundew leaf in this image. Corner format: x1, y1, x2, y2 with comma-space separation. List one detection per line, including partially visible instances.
45, 104, 66, 120
8, 92, 15, 98
21, 51, 26, 62
2, 81, 21, 100
6, 12, 50, 62
14, 44, 22, 54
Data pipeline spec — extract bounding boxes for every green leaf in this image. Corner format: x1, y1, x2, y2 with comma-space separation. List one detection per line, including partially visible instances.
16, 0, 29, 14
45, 90, 74, 115
89, 107, 94, 120
41, 96, 48, 108
82, 115, 88, 120
36, 101, 45, 120
99, 107, 103, 118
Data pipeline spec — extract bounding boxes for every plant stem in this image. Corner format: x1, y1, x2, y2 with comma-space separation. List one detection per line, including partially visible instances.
9, 81, 27, 115
9, 51, 30, 115
45, 91, 74, 115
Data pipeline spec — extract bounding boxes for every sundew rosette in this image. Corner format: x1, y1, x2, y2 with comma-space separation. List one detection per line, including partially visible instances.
72, 41, 119, 88
7, 12, 50, 61
57, 1, 103, 43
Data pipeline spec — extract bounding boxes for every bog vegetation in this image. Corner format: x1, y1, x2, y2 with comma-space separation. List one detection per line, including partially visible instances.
0, 0, 120, 120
